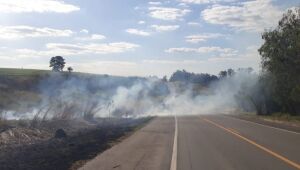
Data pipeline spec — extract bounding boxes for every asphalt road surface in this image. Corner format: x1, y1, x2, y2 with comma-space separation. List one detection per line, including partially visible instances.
80, 115, 300, 170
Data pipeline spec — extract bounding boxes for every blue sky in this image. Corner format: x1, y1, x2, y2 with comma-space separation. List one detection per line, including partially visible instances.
0, 0, 298, 77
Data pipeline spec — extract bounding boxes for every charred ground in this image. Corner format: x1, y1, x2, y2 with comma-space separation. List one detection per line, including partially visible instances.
0, 117, 151, 170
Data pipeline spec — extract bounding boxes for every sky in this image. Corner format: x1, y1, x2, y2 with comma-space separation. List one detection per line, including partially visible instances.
0, 0, 298, 77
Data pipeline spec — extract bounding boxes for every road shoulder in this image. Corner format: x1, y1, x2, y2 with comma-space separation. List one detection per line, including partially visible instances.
79, 117, 174, 170
225, 114, 300, 134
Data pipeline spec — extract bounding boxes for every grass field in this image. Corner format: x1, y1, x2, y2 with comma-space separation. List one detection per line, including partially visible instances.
0, 68, 50, 76
0, 68, 99, 78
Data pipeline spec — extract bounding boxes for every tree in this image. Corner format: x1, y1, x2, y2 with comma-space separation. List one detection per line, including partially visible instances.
258, 8, 300, 115
50, 56, 66, 72
162, 75, 168, 82
227, 68, 235, 77
67, 67, 73, 73
169, 70, 218, 86
237, 67, 254, 74
219, 71, 227, 78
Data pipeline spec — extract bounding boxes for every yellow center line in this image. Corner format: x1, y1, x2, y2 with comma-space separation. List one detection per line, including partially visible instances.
228, 128, 240, 134
202, 118, 300, 170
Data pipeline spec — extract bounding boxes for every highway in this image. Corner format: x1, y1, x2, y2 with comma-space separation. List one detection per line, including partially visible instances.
80, 115, 300, 170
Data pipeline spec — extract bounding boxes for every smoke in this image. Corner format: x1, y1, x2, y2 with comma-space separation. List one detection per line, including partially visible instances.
103, 70, 259, 117
143, 71, 258, 116
4, 70, 259, 120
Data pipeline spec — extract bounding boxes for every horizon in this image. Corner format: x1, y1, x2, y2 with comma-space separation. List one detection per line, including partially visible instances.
0, 0, 298, 77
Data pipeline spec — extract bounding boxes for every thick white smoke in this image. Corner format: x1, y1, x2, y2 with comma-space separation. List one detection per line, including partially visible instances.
4, 71, 259, 120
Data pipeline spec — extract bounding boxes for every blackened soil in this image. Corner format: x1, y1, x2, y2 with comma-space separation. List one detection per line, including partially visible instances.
0, 118, 151, 170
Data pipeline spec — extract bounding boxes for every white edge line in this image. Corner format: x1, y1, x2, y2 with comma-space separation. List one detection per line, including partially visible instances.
170, 114, 178, 170
225, 115, 300, 135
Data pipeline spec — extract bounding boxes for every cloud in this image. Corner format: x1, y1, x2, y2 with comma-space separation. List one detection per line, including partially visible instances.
179, 0, 236, 4
126, 28, 151, 36
76, 34, 106, 41
207, 45, 260, 62
143, 59, 204, 65
46, 42, 140, 55
165, 46, 237, 55
0, 25, 73, 39
149, 1, 162, 5
148, 7, 191, 20
185, 33, 224, 43
0, 42, 140, 59
71, 61, 139, 76
201, 0, 283, 32
0, 0, 80, 13
90, 34, 106, 40
151, 25, 180, 32
80, 29, 89, 34
74, 61, 137, 69
187, 22, 201, 26
0, 55, 17, 60
178, 3, 189, 8
138, 21, 146, 24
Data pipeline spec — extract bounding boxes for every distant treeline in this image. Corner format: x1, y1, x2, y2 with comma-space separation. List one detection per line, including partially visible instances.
169, 8, 300, 116
169, 68, 254, 87
169, 70, 218, 86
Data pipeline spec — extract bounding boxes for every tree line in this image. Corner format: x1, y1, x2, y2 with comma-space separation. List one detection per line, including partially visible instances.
257, 8, 300, 115
168, 8, 300, 116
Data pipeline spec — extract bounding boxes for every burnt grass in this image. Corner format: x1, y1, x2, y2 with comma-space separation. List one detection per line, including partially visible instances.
0, 118, 151, 170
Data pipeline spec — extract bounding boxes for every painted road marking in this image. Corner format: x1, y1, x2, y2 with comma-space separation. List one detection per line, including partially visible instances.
203, 118, 300, 170
224, 115, 300, 135
170, 115, 178, 170
228, 128, 240, 134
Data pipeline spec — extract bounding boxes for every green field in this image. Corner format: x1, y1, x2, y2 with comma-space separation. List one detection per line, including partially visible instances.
0, 68, 50, 76
0, 68, 96, 77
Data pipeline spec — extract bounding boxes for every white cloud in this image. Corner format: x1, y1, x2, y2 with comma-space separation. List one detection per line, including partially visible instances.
201, 0, 283, 32
178, 3, 189, 8
138, 21, 146, 24
71, 61, 139, 76
185, 33, 224, 43
74, 61, 137, 68
126, 28, 151, 36
187, 22, 201, 26
165, 46, 237, 55
90, 34, 105, 40
0, 42, 140, 59
0, 55, 17, 60
76, 34, 106, 41
80, 29, 89, 34
148, 7, 191, 20
151, 25, 180, 32
0, 25, 73, 39
149, 1, 162, 5
0, 0, 80, 13
206, 45, 260, 62
46, 42, 140, 55
143, 59, 204, 65
179, 0, 236, 4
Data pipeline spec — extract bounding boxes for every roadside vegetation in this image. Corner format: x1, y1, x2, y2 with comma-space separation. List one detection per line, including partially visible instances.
0, 6, 299, 170
236, 8, 300, 117
169, 8, 300, 117
0, 57, 155, 169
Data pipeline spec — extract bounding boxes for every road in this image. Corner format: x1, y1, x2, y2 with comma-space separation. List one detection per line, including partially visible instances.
80, 115, 300, 170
